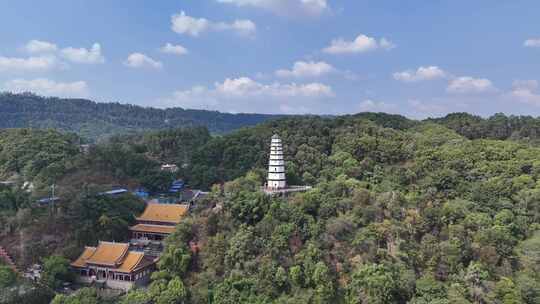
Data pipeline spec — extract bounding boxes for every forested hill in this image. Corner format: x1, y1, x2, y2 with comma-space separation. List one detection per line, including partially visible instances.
5, 92, 540, 144
0, 93, 279, 141
428, 112, 540, 141
3, 114, 540, 303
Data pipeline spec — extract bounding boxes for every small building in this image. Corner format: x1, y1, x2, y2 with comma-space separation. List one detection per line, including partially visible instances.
79, 144, 91, 154
168, 179, 185, 193
23, 264, 42, 282
129, 203, 189, 242
161, 164, 179, 173
70, 241, 156, 291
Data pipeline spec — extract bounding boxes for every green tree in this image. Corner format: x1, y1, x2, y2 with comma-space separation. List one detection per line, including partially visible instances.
312, 262, 335, 303
493, 277, 524, 304
119, 289, 152, 304
155, 277, 188, 304
51, 287, 99, 304
41, 255, 72, 289
0, 265, 16, 288
158, 246, 192, 277
350, 263, 401, 304
410, 275, 448, 304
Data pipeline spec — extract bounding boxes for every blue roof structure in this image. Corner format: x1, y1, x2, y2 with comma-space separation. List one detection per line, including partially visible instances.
37, 197, 60, 205
98, 188, 128, 196
134, 188, 149, 198
169, 180, 185, 193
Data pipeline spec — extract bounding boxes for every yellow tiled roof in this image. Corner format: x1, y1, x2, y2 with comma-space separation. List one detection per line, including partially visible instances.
71, 242, 155, 274
129, 224, 176, 234
136, 203, 189, 224
116, 252, 144, 273
85, 242, 129, 266
70, 247, 97, 268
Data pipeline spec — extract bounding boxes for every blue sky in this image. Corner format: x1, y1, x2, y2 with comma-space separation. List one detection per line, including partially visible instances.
1, 0, 539, 117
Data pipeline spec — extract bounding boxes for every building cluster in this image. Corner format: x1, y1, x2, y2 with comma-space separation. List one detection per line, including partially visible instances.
130, 204, 188, 243
70, 241, 155, 290
70, 202, 190, 291
69, 134, 308, 291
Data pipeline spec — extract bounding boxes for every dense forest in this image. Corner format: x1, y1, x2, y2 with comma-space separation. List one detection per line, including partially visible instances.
1, 112, 540, 303
6, 91, 540, 145
0, 93, 278, 141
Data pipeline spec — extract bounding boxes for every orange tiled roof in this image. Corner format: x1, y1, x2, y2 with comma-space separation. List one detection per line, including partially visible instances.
129, 224, 176, 234
85, 242, 129, 266
136, 204, 189, 224
70, 246, 96, 268
71, 242, 155, 274
116, 252, 144, 273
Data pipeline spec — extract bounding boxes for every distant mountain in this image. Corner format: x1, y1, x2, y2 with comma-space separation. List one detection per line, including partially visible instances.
0, 93, 280, 141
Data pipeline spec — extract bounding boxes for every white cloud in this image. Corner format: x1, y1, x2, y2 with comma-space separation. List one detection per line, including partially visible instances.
524, 38, 540, 48
393, 66, 447, 83
0, 55, 58, 72
3, 78, 88, 98
16, 40, 104, 67
171, 11, 256, 37
358, 99, 397, 113
510, 79, 540, 106
379, 38, 395, 50
275, 61, 336, 78
216, 77, 334, 97
447, 76, 496, 94
171, 12, 210, 36
24, 40, 58, 53
124, 53, 163, 69
215, 19, 257, 36
323, 34, 395, 54
160, 43, 189, 56
161, 76, 334, 113
216, 0, 329, 17
513, 79, 538, 91
61, 43, 104, 64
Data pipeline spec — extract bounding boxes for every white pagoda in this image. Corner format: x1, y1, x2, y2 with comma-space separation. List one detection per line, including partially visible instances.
264, 134, 311, 195
267, 134, 286, 189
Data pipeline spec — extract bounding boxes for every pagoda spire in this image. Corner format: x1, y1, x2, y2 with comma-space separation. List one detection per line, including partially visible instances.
267, 134, 286, 189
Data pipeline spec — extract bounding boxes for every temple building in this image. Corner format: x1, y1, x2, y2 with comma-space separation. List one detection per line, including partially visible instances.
129, 203, 189, 242
70, 241, 156, 291
264, 134, 312, 195
267, 134, 286, 189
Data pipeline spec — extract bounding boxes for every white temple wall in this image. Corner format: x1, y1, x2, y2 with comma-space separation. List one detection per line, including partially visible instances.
269, 166, 285, 173
106, 279, 135, 291
268, 172, 286, 180
269, 160, 285, 166
269, 180, 286, 189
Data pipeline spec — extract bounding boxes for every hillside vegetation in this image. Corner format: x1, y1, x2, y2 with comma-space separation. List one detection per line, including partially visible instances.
0, 93, 278, 141
1, 113, 540, 303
